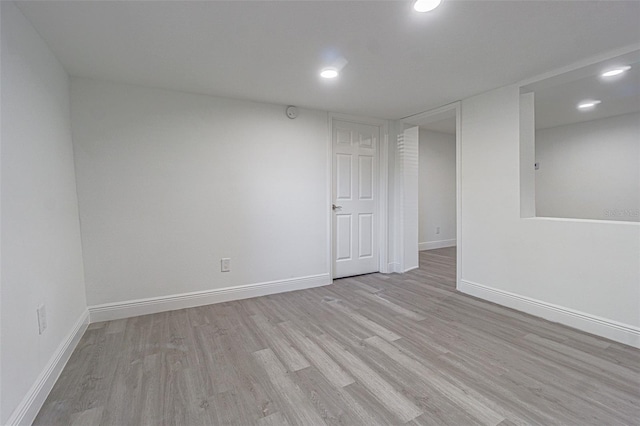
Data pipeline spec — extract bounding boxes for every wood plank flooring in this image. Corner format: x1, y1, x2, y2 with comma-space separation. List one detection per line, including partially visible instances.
34, 247, 640, 425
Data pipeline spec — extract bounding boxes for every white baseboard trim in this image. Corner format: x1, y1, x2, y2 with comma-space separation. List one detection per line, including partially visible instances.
419, 239, 456, 251
6, 310, 89, 426
458, 279, 640, 349
89, 274, 332, 323
387, 262, 401, 274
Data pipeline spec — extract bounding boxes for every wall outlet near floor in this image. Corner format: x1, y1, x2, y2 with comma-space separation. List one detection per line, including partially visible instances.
37, 304, 47, 334
436, 226, 440, 235
221, 258, 231, 272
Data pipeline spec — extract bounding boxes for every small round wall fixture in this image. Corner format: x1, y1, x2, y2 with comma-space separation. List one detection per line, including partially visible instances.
414, 0, 442, 12
286, 106, 298, 119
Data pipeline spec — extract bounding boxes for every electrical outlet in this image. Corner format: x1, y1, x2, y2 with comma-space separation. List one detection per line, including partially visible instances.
37, 304, 47, 334
221, 258, 231, 272
436, 226, 440, 235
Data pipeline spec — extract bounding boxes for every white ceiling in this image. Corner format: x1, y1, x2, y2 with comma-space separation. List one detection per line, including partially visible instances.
16, 0, 640, 119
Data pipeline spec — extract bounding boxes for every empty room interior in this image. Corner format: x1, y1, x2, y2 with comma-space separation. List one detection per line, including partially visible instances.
2, 1, 640, 425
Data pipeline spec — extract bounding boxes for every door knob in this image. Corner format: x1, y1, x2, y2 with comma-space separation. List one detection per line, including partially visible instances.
332, 204, 342, 211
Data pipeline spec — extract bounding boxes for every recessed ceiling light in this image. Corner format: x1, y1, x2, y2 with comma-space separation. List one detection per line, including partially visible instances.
413, 0, 442, 12
601, 65, 631, 78
320, 68, 339, 79
577, 100, 601, 109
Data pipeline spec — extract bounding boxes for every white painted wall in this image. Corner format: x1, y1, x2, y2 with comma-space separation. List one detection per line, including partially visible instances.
536, 112, 640, 222
388, 120, 403, 273
519, 93, 536, 218
418, 128, 456, 250
1, 2, 87, 423
459, 86, 640, 346
71, 78, 330, 307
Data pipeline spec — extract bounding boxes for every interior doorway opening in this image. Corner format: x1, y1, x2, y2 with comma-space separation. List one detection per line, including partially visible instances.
402, 103, 461, 289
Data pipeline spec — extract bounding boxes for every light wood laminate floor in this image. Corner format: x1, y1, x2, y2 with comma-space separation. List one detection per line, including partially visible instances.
35, 247, 640, 425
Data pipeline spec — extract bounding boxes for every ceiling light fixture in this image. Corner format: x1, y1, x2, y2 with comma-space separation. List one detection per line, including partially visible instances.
577, 100, 601, 109
601, 65, 631, 78
413, 0, 442, 12
320, 68, 339, 79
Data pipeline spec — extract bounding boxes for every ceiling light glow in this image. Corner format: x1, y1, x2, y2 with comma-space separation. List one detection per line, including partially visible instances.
320, 68, 339, 79
413, 0, 442, 13
577, 100, 601, 109
601, 66, 631, 78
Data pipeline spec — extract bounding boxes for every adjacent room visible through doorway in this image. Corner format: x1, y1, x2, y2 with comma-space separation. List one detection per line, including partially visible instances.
404, 104, 460, 287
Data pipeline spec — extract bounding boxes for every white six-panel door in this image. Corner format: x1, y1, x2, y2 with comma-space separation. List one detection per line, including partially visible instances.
332, 120, 379, 278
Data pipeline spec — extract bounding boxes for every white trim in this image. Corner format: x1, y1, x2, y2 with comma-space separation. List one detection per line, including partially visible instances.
419, 239, 456, 251
326, 112, 334, 281
328, 113, 389, 277
379, 129, 390, 273
459, 279, 640, 349
6, 310, 89, 426
89, 274, 331, 322
387, 262, 402, 273
523, 216, 640, 226
454, 101, 462, 290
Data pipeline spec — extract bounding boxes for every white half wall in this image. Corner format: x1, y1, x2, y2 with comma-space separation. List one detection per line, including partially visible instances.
70, 78, 331, 308
536, 112, 640, 222
1, 3, 88, 423
418, 128, 456, 250
460, 86, 640, 347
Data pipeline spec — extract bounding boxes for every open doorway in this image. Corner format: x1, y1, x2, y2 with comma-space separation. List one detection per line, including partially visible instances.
417, 116, 456, 252
402, 103, 460, 289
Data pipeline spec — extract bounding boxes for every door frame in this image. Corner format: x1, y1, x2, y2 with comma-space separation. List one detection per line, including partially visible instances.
401, 101, 461, 290
328, 113, 389, 279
